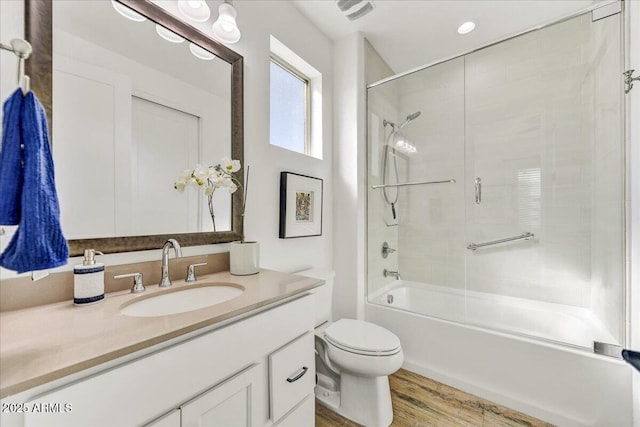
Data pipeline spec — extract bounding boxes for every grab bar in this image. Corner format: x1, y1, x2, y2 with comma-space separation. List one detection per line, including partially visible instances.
372, 179, 456, 189
467, 232, 534, 250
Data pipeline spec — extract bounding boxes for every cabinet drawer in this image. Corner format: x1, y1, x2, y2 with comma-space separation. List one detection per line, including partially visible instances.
269, 332, 315, 422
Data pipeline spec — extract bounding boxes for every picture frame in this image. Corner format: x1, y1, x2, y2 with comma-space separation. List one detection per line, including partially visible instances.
279, 172, 323, 238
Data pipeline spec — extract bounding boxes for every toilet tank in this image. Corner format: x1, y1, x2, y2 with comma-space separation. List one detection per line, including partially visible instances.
295, 268, 335, 327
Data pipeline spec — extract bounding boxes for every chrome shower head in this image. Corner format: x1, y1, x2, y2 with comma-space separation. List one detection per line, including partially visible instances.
398, 111, 421, 129
407, 111, 421, 121
384, 111, 421, 131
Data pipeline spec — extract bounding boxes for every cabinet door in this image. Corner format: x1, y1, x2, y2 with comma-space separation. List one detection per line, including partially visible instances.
181, 364, 263, 427
275, 395, 315, 427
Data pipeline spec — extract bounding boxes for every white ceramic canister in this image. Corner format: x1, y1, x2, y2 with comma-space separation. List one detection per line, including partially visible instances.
229, 241, 259, 275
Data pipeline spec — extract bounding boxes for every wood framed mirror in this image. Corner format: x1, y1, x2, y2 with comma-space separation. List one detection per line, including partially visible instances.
25, 0, 244, 256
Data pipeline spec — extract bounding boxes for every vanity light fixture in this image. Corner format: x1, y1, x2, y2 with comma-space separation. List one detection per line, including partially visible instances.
457, 21, 476, 35
178, 0, 211, 23
189, 43, 215, 60
111, 0, 147, 22
212, 0, 241, 44
155, 25, 185, 43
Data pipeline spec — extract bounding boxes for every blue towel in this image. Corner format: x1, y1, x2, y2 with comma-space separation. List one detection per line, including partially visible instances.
0, 89, 68, 273
0, 89, 24, 224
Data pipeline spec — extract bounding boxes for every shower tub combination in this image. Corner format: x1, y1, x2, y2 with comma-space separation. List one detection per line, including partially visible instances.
366, 2, 633, 426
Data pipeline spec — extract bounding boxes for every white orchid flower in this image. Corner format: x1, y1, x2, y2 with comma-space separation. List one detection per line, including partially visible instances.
210, 174, 228, 188
174, 180, 187, 192
204, 186, 214, 196
192, 164, 210, 186
227, 181, 238, 194
221, 157, 241, 173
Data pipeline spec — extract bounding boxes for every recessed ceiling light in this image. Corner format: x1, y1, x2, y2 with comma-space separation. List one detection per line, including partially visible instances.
155, 25, 185, 43
457, 21, 476, 35
111, 1, 146, 22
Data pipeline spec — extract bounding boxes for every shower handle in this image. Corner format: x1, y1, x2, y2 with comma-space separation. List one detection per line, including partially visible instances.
382, 242, 396, 258
475, 178, 482, 204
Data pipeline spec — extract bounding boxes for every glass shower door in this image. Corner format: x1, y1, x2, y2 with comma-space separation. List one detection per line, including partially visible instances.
463, 13, 624, 348
367, 58, 466, 324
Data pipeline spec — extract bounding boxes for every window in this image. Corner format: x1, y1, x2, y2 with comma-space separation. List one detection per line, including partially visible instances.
270, 57, 310, 155
269, 36, 322, 158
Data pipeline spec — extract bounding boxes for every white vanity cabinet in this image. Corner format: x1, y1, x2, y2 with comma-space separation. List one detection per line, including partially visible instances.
7, 294, 315, 427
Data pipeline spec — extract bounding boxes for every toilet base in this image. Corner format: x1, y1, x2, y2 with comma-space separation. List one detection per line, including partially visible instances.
315, 373, 393, 427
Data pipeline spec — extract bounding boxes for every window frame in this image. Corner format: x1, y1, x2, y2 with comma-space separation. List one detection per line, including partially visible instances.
270, 54, 312, 156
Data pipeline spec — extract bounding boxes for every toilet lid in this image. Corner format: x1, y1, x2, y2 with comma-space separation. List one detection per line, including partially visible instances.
324, 319, 401, 355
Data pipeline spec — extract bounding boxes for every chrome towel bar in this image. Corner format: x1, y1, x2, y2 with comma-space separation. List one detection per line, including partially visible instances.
467, 232, 535, 251
372, 179, 456, 189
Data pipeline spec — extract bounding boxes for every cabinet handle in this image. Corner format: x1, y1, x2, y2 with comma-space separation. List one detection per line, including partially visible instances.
286, 366, 308, 383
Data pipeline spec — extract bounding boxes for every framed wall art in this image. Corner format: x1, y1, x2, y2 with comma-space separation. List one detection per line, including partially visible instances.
279, 172, 323, 238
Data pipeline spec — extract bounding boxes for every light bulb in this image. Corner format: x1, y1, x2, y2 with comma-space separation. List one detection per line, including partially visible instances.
189, 43, 215, 60
178, 0, 211, 22
111, 1, 146, 22
155, 25, 185, 43
212, 2, 241, 43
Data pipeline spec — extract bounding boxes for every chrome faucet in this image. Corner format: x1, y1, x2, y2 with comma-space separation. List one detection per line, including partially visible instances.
383, 269, 401, 280
159, 239, 182, 288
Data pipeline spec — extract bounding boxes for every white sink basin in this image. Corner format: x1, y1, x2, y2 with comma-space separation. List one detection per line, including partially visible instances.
120, 284, 244, 317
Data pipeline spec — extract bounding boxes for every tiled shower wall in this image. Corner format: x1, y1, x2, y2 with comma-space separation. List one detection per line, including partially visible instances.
396, 59, 466, 296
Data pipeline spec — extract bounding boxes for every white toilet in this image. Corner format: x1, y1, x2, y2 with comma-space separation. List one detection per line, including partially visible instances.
298, 268, 403, 427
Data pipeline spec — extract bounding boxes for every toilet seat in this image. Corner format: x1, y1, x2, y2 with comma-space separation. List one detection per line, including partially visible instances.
324, 319, 401, 356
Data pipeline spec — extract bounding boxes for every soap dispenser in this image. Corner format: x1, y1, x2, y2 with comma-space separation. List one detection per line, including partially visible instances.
74, 249, 105, 305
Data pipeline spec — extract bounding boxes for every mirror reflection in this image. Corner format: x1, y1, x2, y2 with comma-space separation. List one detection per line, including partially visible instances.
52, 0, 233, 240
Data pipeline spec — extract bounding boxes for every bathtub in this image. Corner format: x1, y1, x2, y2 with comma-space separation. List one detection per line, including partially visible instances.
366, 280, 633, 426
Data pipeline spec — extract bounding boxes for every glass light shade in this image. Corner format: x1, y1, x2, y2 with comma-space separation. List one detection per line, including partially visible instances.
457, 21, 476, 34
189, 43, 215, 60
212, 3, 241, 43
111, 1, 147, 22
155, 25, 185, 43
178, 0, 211, 22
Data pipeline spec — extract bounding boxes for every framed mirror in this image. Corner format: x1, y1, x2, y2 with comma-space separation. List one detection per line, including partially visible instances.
25, 0, 244, 256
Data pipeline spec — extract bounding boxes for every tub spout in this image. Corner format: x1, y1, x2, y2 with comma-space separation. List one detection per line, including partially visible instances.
383, 269, 401, 280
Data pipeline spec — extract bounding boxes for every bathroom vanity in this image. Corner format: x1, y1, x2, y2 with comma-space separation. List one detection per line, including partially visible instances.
0, 269, 321, 426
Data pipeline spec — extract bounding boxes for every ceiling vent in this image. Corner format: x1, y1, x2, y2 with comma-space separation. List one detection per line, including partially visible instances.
336, 0, 375, 21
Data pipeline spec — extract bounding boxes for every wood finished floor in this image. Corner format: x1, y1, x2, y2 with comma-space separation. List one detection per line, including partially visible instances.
315, 369, 555, 427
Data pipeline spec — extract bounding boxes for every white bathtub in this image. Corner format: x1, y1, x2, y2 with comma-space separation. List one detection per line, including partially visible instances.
366, 280, 633, 426
370, 281, 616, 349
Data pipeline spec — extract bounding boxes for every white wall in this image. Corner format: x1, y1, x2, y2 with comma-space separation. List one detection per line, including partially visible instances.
0, 1, 334, 279
332, 33, 366, 320
228, 0, 334, 273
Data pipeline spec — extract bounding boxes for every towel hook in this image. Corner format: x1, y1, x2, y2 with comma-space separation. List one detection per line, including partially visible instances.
0, 38, 32, 95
